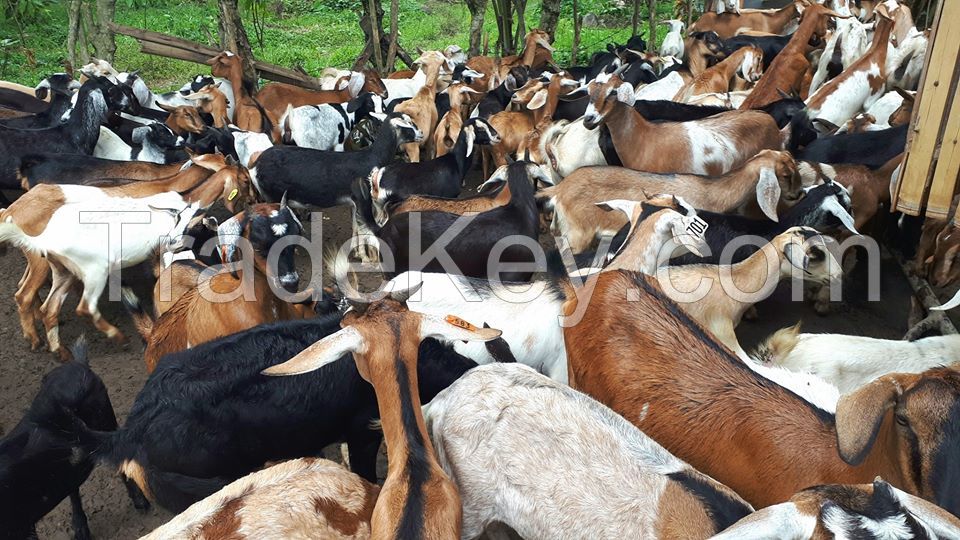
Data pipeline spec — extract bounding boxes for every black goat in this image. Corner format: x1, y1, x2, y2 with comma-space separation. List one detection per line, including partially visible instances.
71, 313, 510, 513
130, 123, 188, 164
0, 73, 80, 129
377, 160, 549, 281
722, 33, 793, 70
186, 126, 238, 159
0, 77, 131, 203
0, 338, 146, 540
366, 117, 500, 225
476, 67, 530, 119
795, 122, 908, 169
251, 112, 422, 208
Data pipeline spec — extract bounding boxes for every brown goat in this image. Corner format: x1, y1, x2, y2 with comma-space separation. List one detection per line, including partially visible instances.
801, 154, 903, 232
563, 269, 960, 511
390, 171, 513, 220
395, 53, 446, 162
433, 83, 479, 157
157, 103, 206, 136
675, 45, 764, 101
584, 68, 780, 175
256, 69, 387, 128
263, 289, 505, 539
184, 83, 231, 127
208, 52, 278, 139
691, 2, 803, 39
141, 458, 379, 540
739, 3, 840, 109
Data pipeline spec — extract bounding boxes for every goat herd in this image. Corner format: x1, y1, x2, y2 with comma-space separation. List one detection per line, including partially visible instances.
2, 0, 960, 538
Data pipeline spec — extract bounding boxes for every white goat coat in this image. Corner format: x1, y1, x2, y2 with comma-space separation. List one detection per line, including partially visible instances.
770, 333, 960, 393
425, 364, 753, 540
387, 271, 568, 382
659, 23, 685, 58
809, 18, 872, 94
94, 126, 133, 161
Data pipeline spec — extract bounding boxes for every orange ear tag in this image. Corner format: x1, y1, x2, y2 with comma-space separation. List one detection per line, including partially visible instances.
228, 188, 239, 201
445, 315, 478, 331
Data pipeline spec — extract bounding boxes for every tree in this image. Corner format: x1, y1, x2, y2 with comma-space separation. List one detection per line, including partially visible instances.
354, 0, 413, 71
218, 0, 258, 89
539, 0, 560, 40
66, 0, 116, 67
647, 0, 657, 52
465, 0, 488, 56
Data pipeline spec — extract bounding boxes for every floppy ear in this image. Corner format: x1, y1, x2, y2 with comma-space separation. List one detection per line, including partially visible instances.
616, 83, 636, 106
813, 118, 840, 135
835, 374, 917, 465
756, 167, 782, 222
821, 195, 859, 234
670, 215, 709, 257
262, 327, 365, 376
526, 89, 548, 110
419, 313, 503, 342
596, 199, 639, 219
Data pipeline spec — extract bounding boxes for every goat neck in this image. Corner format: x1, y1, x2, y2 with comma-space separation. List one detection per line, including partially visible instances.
70, 84, 111, 153
606, 208, 681, 274
101, 165, 213, 198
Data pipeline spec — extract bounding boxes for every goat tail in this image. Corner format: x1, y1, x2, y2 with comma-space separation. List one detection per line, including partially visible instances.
121, 287, 154, 342
0, 221, 35, 252
752, 323, 802, 364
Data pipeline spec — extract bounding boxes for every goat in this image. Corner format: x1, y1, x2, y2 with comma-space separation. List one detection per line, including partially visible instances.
0, 73, 80, 128
712, 479, 960, 539
376, 161, 550, 282
182, 83, 231, 128
0, 338, 145, 540
208, 52, 276, 139
584, 66, 780, 175
231, 128, 273, 167
251, 113, 421, 256
564, 268, 960, 511
130, 123, 188, 164
141, 458, 379, 540
809, 16, 873, 94
740, 4, 840, 109
426, 363, 754, 539
368, 117, 500, 226
94, 125, 135, 161
886, 26, 927, 91
801, 155, 903, 230
675, 45, 764, 102
257, 69, 387, 128
5, 153, 251, 356
805, 10, 894, 134
655, 227, 843, 360
67, 312, 508, 512
395, 53, 448, 161
433, 83, 479, 157
385, 51, 457, 104
721, 33, 793, 70
278, 92, 383, 151
794, 123, 907, 168
127, 200, 311, 373
381, 169, 513, 225
690, 2, 801, 39
263, 290, 508, 539
18, 153, 187, 189
540, 149, 804, 252
756, 323, 960, 394
659, 19, 686, 58
116, 70, 192, 112
177, 74, 237, 122
0, 76, 132, 203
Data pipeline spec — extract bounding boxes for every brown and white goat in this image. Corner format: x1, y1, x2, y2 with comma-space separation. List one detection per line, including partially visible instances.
540, 149, 804, 252
433, 83, 478, 157
395, 54, 447, 161
656, 227, 843, 360
691, 1, 803, 39
674, 45, 764, 102
157, 103, 206, 136
467, 29, 555, 89
129, 200, 312, 373
740, 3, 841, 109
563, 269, 960, 512
183, 83, 231, 128
712, 478, 960, 538
256, 69, 387, 129
208, 52, 277, 138
263, 289, 505, 539
583, 67, 780, 175
801, 154, 903, 231
141, 458, 379, 540
10, 154, 253, 358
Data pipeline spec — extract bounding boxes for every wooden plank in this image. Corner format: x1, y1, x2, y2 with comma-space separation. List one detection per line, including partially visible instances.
930, 72, 960, 218
895, 0, 953, 216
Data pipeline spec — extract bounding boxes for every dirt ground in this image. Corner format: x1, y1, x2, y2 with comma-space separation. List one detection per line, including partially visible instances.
0, 174, 928, 538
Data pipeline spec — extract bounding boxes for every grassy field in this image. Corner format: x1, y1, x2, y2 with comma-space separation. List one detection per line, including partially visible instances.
1, 0, 674, 91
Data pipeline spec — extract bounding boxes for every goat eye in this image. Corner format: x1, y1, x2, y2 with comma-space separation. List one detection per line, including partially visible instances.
809, 247, 825, 261
895, 413, 909, 427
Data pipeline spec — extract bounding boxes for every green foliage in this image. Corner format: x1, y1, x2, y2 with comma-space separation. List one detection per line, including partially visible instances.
1, 0, 53, 24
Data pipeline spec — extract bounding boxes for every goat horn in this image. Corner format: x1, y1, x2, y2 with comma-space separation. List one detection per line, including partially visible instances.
280, 191, 289, 209
389, 282, 423, 304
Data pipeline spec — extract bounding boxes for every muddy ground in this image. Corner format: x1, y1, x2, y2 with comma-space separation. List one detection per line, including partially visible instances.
0, 174, 937, 538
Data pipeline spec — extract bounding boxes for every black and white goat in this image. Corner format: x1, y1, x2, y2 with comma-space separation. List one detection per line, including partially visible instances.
0, 73, 80, 129
278, 92, 384, 151
130, 123, 188, 164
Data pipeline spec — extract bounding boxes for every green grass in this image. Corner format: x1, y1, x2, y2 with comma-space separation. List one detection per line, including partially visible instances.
0, 0, 673, 92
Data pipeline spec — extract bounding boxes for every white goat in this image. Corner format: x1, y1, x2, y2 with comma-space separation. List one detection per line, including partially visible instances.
755, 324, 960, 393
278, 95, 383, 151
382, 51, 456, 105
93, 126, 133, 161
659, 20, 686, 58
425, 363, 755, 540
230, 128, 273, 168
886, 26, 927, 90
809, 17, 873, 94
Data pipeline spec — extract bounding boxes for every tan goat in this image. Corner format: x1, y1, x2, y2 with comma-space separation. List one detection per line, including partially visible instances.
395, 53, 446, 161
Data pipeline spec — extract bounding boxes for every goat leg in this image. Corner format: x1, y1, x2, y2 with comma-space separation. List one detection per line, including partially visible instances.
40, 262, 77, 361
69, 490, 91, 540
75, 273, 127, 346
122, 475, 152, 513
15, 251, 49, 351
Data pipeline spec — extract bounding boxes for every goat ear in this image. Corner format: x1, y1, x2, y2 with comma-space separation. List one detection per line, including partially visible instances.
756, 167, 782, 222
596, 199, 639, 219
419, 313, 503, 343
895, 87, 915, 102
280, 191, 289, 209
526, 89, 548, 110
813, 118, 840, 135
156, 101, 177, 113
835, 374, 917, 465
706, 502, 810, 538
616, 83, 636, 106
262, 326, 365, 376
821, 195, 859, 235
670, 216, 709, 257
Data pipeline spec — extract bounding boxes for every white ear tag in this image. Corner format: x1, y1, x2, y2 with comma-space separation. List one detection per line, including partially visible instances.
685, 216, 708, 238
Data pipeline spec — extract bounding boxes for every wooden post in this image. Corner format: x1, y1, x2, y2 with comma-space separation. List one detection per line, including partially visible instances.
368, 0, 384, 72
572, 0, 582, 62
385, 0, 399, 72
632, 0, 641, 36
648, 0, 657, 52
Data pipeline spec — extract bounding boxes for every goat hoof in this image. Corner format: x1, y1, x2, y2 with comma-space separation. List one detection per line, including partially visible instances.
29, 340, 43, 352
56, 347, 74, 363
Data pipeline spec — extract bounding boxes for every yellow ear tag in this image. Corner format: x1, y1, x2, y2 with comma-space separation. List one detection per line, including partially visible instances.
228, 188, 239, 201
445, 315, 478, 331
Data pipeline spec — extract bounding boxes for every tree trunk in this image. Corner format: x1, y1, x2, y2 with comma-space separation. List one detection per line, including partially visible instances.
218, 0, 258, 90
67, 0, 87, 67
513, 0, 527, 51
91, 0, 116, 62
632, 0, 641, 36
466, 0, 488, 56
538, 0, 560, 40
493, 0, 515, 55
647, 0, 657, 52
572, 0, 582, 63
385, 0, 399, 72
367, 0, 384, 72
